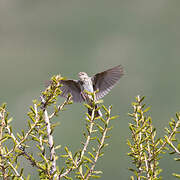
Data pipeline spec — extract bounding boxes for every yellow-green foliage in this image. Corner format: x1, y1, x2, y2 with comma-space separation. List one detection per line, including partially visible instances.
127, 96, 180, 180
0, 75, 116, 180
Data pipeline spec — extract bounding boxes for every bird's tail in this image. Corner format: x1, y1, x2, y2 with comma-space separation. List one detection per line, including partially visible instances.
88, 104, 102, 117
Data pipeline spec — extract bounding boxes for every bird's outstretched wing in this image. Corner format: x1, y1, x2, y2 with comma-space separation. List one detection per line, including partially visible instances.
92, 65, 123, 100
60, 80, 85, 103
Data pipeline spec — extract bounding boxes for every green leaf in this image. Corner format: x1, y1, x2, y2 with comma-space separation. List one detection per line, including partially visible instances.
32, 136, 40, 142
176, 113, 180, 120
131, 102, 138, 106
88, 152, 95, 159
84, 104, 92, 110
54, 145, 61, 150
96, 99, 103, 104
27, 120, 32, 129
97, 138, 101, 145
128, 168, 136, 172
93, 170, 103, 174
59, 167, 65, 175
90, 137, 97, 140
64, 176, 73, 180
98, 152, 104, 158
96, 124, 104, 133
110, 115, 119, 120
84, 164, 90, 170
177, 143, 180, 152
174, 158, 180, 161
107, 126, 113, 131
0, 137, 8, 143
61, 154, 69, 158
30, 106, 36, 114
83, 156, 93, 163
26, 174, 31, 180
92, 147, 96, 152
105, 136, 110, 139
101, 143, 108, 149
128, 113, 134, 117
20, 168, 24, 176
90, 175, 101, 178
2, 103, 7, 109
99, 117, 106, 123
17, 132, 22, 140
144, 106, 151, 113
102, 105, 109, 114
79, 165, 83, 175
64, 146, 69, 154
85, 113, 91, 120
139, 96, 145, 103
91, 129, 98, 133
172, 173, 180, 178
169, 151, 176, 154
7, 117, 13, 124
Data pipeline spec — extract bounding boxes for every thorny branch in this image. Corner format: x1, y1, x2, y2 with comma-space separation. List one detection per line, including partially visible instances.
41, 95, 57, 178
59, 108, 96, 179
85, 107, 111, 180
0, 75, 116, 179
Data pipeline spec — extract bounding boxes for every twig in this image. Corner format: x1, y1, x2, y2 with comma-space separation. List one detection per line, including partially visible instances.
41, 96, 57, 179
85, 107, 111, 180
0, 108, 8, 180
7, 162, 24, 180
59, 108, 96, 179
133, 97, 143, 179
156, 116, 180, 155
80, 109, 95, 161
136, 95, 152, 178
0, 108, 5, 155
5, 115, 40, 157
49, 96, 71, 119
168, 141, 180, 155
34, 104, 46, 157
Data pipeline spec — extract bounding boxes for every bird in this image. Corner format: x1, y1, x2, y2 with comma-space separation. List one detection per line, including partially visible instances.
59, 65, 124, 117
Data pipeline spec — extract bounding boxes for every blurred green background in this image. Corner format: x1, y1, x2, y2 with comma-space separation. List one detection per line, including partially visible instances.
1, 0, 180, 179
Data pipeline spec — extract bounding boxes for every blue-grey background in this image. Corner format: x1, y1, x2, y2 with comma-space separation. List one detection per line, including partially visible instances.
1, 0, 180, 179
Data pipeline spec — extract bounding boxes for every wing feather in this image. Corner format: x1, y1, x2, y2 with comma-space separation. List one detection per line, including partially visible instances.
60, 80, 85, 103
92, 65, 123, 100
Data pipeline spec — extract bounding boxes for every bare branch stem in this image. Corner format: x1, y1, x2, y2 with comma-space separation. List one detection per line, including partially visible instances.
41, 96, 57, 179
85, 107, 111, 180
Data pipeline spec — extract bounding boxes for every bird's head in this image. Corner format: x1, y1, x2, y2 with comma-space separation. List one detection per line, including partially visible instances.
78, 72, 88, 81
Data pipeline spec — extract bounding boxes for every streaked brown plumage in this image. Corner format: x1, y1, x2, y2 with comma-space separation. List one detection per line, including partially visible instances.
60, 65, 123, 116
